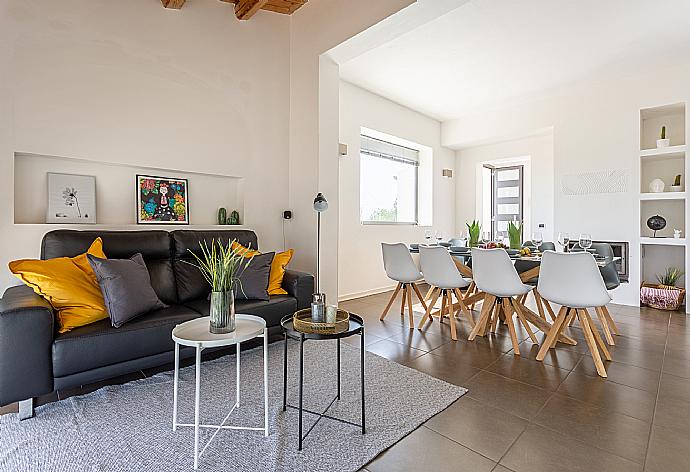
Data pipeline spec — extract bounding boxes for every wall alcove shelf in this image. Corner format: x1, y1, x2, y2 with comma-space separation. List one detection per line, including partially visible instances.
638, 102, 688, 311
13, 152, 245, 227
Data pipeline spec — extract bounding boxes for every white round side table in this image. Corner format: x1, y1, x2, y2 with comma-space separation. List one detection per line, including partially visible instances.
171, 314, 268, 470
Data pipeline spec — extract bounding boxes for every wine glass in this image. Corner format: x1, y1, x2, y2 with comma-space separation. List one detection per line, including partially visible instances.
557, 232, 570, 252
435, 230, 443, 245
481, 231, 491, 244
579, 233, 593, 251
424, 229, 433, 244
531, 231, 543, 251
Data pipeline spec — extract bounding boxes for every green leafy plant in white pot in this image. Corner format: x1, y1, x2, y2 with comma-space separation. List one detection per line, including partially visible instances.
657, 125, 670, 148
507, 220, 523, 250
184, 239, 253, 334
466, 220, 481, 247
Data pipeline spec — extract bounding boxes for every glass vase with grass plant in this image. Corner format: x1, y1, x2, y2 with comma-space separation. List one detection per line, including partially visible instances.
656, 267, 684, 289
184, 239, 253, 334
466, 220, 481, 248
507, 221, 523, 250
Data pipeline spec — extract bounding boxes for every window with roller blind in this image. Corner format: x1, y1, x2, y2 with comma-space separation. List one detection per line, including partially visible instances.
360, 134, 419, 225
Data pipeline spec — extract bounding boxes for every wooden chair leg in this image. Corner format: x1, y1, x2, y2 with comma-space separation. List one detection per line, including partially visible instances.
454, 288, 475, 327
411, 283, 429, 311
536, 306, 569, 360
418, 288, 441, 330
446, 291, 458, 341
424, 285, 434, 301
400, 284, 408, 317
595, 306, 615, 345
469, 295, 495, 340
501, 298, 521, 355
380, 283, 402, 320
566, 308, 576, 327
601, 305, 620, 335
479, 302, 501, 336
543, 298, 557, 321
511, 298, 539, 344
439, 290, 447, 324
466, 281, 477, 309
578, 309, 607, 378
583, 309, 612, 360
490, 301, 501, 333
406, 283, 415, 329
534, 290, 547, 320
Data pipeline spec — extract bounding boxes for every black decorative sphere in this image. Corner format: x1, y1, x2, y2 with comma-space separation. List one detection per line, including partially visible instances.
647, 214, 667, 232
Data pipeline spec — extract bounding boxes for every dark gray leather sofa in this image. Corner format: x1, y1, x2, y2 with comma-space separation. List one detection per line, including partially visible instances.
0, 229, 313, 419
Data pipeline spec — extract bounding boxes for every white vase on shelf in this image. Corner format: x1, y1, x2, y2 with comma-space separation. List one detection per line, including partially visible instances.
649, 178, 665, 193
657, 138, 670, 148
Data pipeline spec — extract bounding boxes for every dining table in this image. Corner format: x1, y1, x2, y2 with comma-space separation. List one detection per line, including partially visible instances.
409, 244, 621, 346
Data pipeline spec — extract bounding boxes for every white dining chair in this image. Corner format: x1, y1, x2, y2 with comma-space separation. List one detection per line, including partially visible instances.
380, 243, 428, 328
417, 246, 474, 341
565, 243, 620, 344
468, 248, 539, 354
536, 251, 612, 377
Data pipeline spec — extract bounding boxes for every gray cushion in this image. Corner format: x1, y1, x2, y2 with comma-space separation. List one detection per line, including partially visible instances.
235, 252, 274, 301
88, 253, 167, 327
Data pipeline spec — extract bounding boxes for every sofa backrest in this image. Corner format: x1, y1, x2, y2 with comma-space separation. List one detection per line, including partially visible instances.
40, 229, 260, 305
171, 230, 258, 303
42, 230, 177, 304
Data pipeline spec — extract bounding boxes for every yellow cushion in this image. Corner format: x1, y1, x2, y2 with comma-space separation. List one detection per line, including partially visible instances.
9, 238, 108, 333
231, 242, 293, 295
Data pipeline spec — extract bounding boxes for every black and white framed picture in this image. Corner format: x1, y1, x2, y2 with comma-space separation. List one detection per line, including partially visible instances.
46, 173, 97, 224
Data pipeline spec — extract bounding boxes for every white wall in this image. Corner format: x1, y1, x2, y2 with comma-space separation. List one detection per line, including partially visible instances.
0, 0, 293, 290
287, 0, 416, 301
444, 63, 690, 306
455, 133, 555, 243
338, 81, 456, 300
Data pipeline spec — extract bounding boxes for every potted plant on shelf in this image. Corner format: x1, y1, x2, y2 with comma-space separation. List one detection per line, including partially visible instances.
466, 220, 481, 248
507, 221, 523, 250
640, 267, 686, 311
671, 174, 683, 192
657, 125, 670, 148
184, 239, 253, 333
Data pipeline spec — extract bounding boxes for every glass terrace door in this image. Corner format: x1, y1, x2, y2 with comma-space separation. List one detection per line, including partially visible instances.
489, 165, 524, 240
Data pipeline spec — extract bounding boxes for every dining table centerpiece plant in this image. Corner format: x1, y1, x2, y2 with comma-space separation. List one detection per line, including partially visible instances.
184, 239, 253, 334
507, 220, 523, 250
466, 220, 481, 247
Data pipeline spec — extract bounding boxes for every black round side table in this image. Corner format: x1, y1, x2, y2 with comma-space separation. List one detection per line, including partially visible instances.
280, 312, 365, 451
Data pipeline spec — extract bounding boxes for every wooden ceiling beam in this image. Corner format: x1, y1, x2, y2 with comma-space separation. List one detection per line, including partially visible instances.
219, 0, 306, 18
235, 0, 269, 20
161, 0, 186, 9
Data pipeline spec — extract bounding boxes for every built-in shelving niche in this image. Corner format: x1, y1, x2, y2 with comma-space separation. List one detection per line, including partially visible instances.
641, 243, 686, 291
13, 152, 244, 226
640, 103, 686, 151
638, 102, 688, 311
640, 199, 685, 239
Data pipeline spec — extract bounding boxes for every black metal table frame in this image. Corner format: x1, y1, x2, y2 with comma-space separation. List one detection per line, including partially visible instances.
281, 313, 365, 451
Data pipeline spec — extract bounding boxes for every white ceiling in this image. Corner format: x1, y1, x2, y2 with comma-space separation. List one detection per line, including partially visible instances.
339, 0, 690, 122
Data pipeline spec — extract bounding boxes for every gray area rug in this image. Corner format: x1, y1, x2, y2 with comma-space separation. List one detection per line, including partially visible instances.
0, 341, 466, 471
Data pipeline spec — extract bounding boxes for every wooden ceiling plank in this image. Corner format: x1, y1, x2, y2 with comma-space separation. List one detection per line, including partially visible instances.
219, 0, 306, 16
235, 0, 269, 20
161, 0, 186, 9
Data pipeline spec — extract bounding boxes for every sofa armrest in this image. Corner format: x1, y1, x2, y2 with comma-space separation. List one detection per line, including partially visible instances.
0, 285, 55, 406
282, 270, 314, 310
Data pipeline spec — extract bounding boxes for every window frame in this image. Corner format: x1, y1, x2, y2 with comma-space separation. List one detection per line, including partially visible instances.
486, 164, 524, 240
359, 135, 420, 226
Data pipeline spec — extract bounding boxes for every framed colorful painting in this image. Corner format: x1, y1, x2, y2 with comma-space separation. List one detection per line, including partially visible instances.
136, 175, 189, 224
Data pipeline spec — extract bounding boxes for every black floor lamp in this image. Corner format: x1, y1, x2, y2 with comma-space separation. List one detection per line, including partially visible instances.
312, 192, 328, 321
